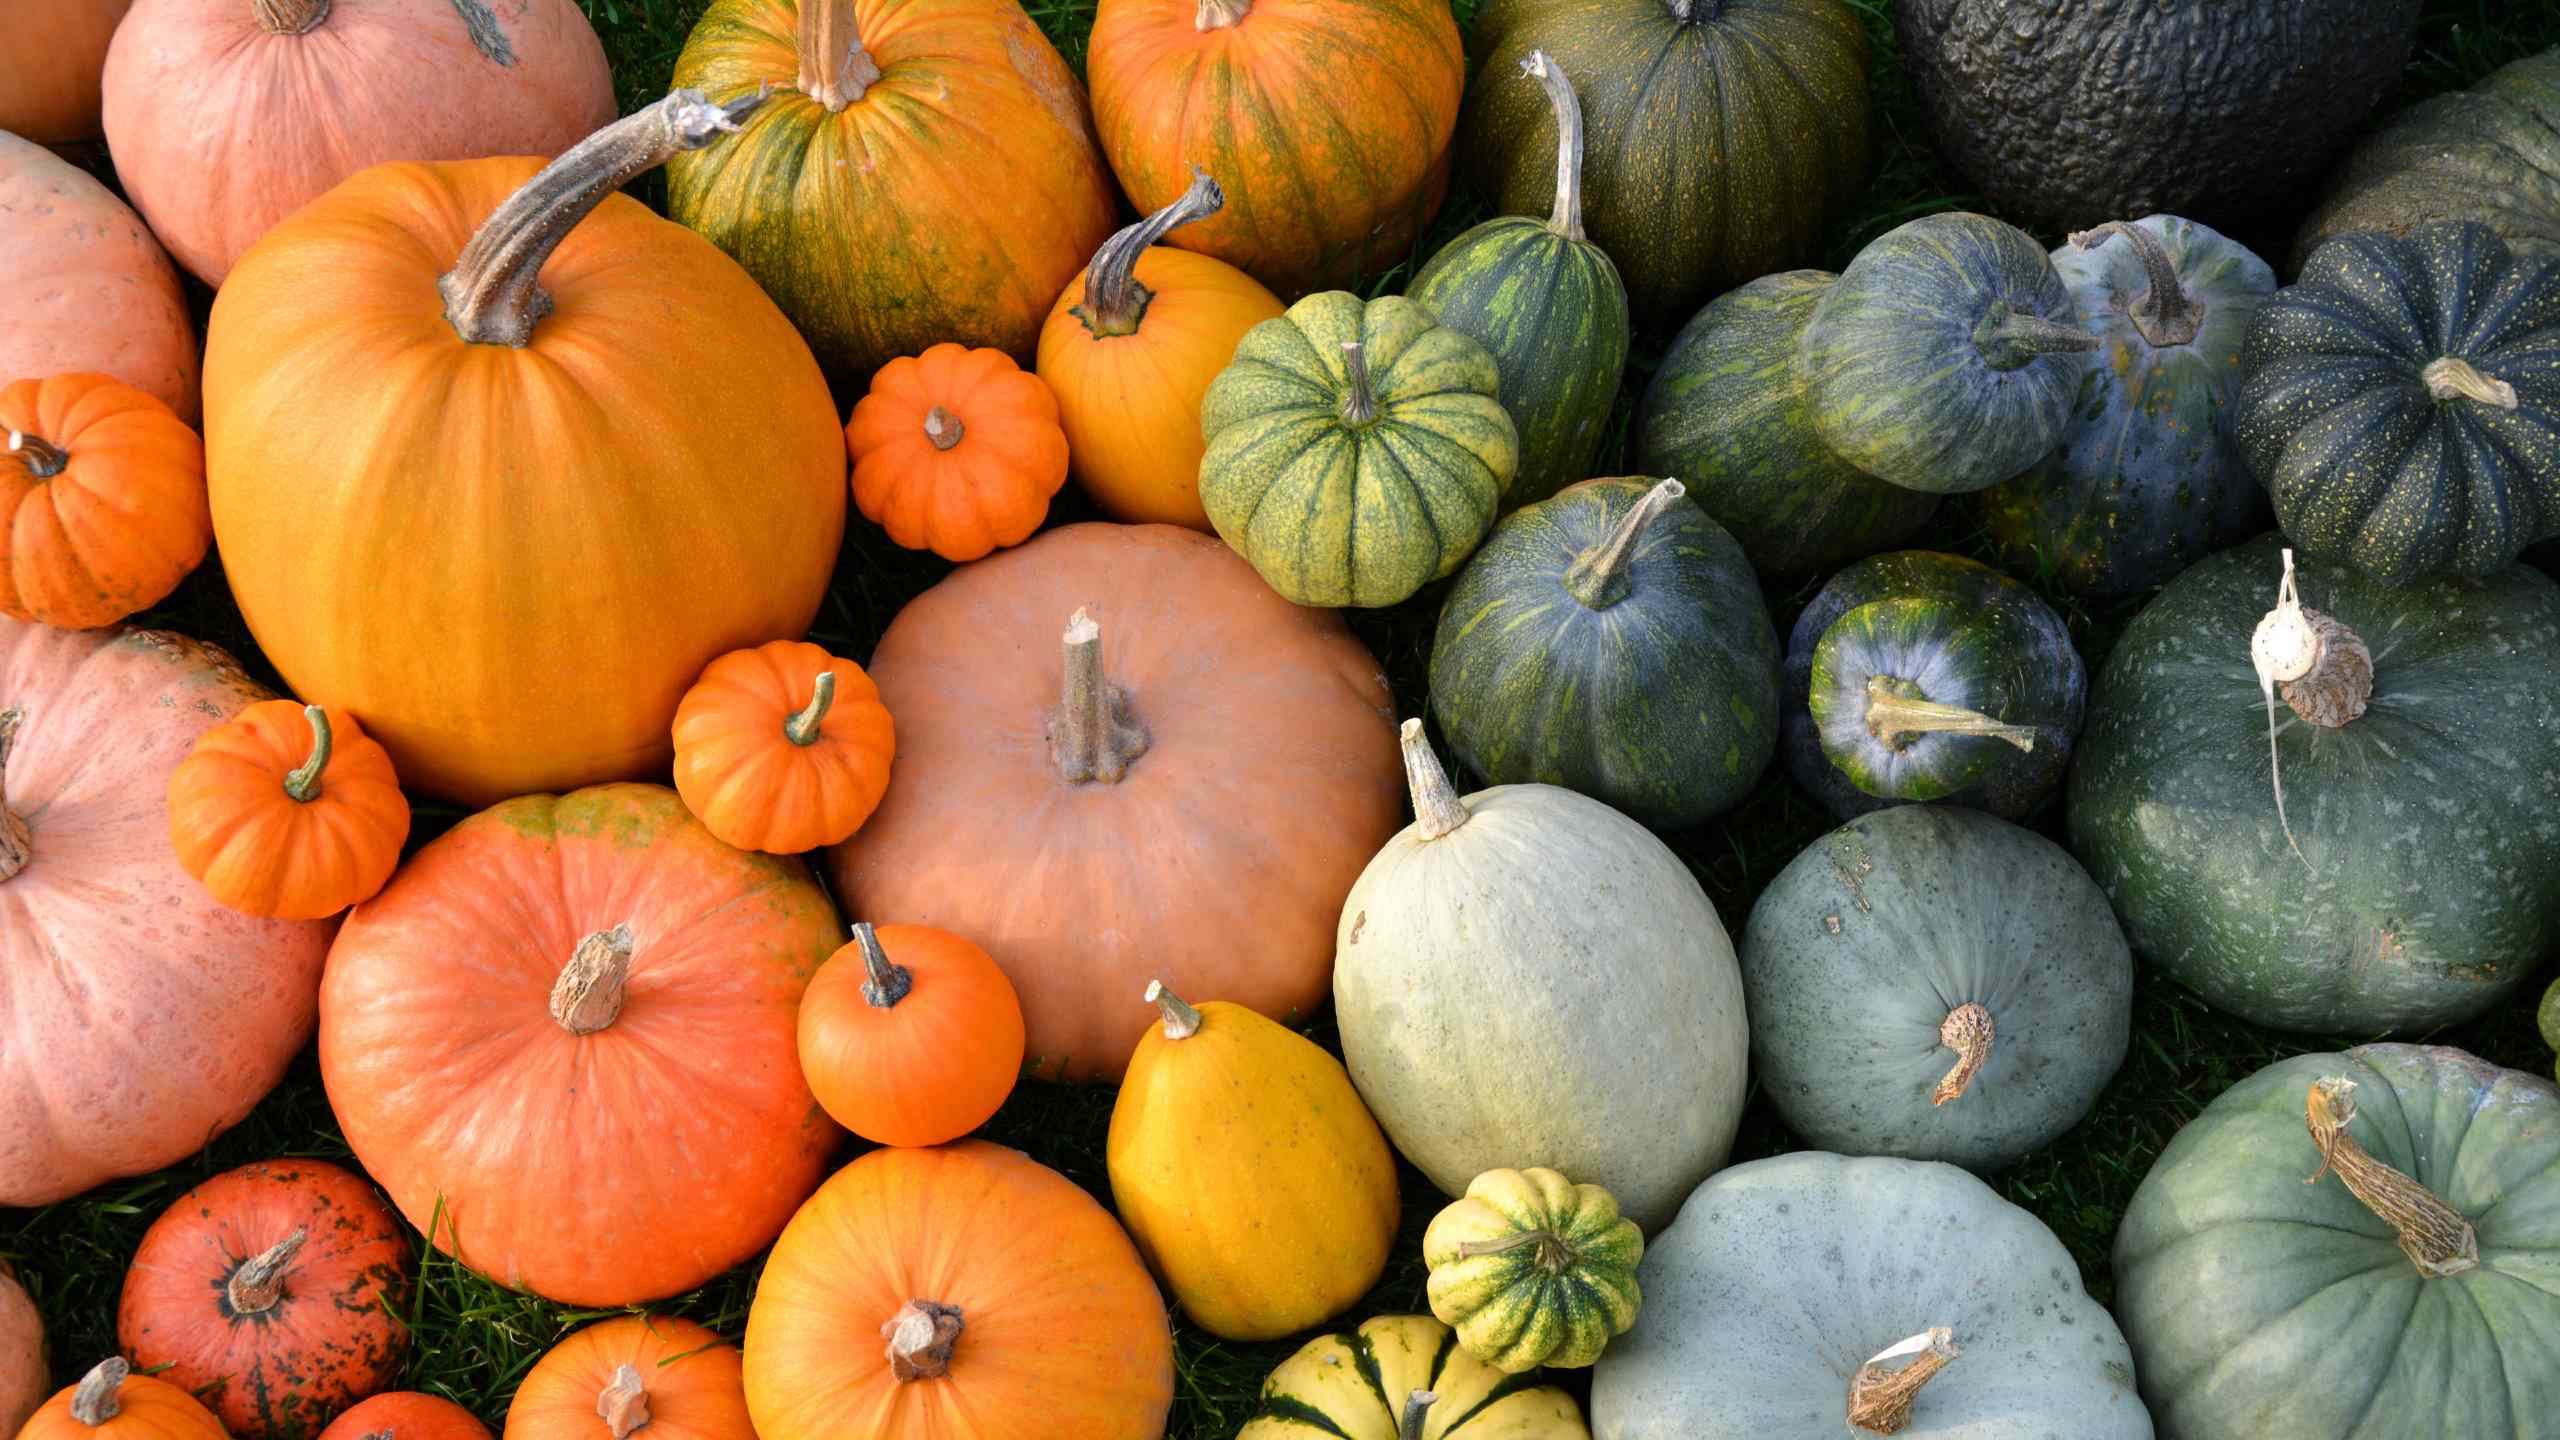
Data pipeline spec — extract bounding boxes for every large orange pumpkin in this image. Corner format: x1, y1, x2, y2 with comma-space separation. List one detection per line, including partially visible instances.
0, 133, 198, 423
0, 0, 133, 142
743, 1141, 1173, 1440
203, 91, 846, 806
317, 1393, 489, 1440
319, 782, 841, 1307
0, 373, 209, 629
505, 1316, 752, 1440
18, 1361, 228, 1440
1086, 0, 1463, 296
1, 1262, 44, 1439
0, 621, 333, 1207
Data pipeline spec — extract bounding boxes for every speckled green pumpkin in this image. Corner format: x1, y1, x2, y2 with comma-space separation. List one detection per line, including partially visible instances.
1429, 479, 1778, 829
2068, 536, 2560, 1033
2296, 47, 2560, 271
1799, 212, 2098, 494
2236, 223, 2560, 585
1975, 216, 2277, 601
1637, 272, 1937, 578
1199, 292, 1518, 608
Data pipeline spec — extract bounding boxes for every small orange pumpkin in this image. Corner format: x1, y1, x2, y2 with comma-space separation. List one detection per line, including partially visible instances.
18, 1359, 228, 1440
317, 1393, 489, 1440
505, 1316, 752, 1440
0, 373, 209, 630
846, 344, 1067, 562
799, 922, 1025, 1147
671, 640, 895, 853
169, 701, 410, 920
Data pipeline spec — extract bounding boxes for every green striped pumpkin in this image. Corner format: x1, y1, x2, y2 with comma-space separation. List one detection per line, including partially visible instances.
1409, 51, 1628, 511
1423, 1167, 1643, 1373
1236, 1314, 1590, 1439
1200, 292, 1518, 608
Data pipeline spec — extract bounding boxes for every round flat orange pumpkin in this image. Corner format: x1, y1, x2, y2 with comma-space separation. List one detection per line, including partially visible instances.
0, 373, 208, 630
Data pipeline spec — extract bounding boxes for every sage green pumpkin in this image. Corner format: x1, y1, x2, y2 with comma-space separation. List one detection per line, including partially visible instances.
2115, 1043, 2560, 1440
1423, 1167, 1642, 1373
1799, 212, 2099, 494
1637, 271, 1937, 578
2296, 47, 2560, 270
1237, 1314, 1590, 1440
1429, 478, 1779, 830
1199, 292, 1518, 608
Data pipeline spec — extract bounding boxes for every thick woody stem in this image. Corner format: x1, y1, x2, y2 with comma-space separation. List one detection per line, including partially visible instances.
2069, 222, 2203, 347
1398, 719, 1471, 841
1520, 51, 1588, 240
551, 923, 636, 1035
227, 1229, 308, 1314
1930, 1003, 1994, 1106
921, 408, 965, 452
6, 430, 67, 479
1564, 479, 1685, 609
1073, 168, 1226, 337
283, 705, 333, 802
1145, 980, 1203, 1040
69, 1360, 129, 1426
1339, 342, 1379, 426
882, 1299, 966, 1382
1865, 677, 2037, 752
1195, 0, 1251, 28
252, 0, 331, 34
1848, 1328, 1959, 1435
853, 922, 911, 1008
0, 708, 28, 882
2304, 1077, 2479, 1277
1974, 305, 2100, 371
1047, 609, 1150, 784
2424, 357, 2519, 409
596, 1364, 650, 1439
786, 671, 837, 747
1397, 1392, 1439, 1440
797, 0, 883, 110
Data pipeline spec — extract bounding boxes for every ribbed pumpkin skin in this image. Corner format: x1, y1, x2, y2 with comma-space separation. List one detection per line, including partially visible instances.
0, 0, 131, 142
1236, 1315, 1590, 1440
668, 0, 1119, 382
1429, 478, 1778, 829
1463, 0, 1870, 319
2297, 49, 2560, 270
2236, 224, 2560, 584
2068, 537, 2560, 1034
1422, 1168, 1642, 1374
1637, 271, 1936, 579
167, 700, 410, 920
2116, 1044, 2560, 1440
508, 1316, 752, 1440
0, 133, 198, 424
0, 373, 208, 630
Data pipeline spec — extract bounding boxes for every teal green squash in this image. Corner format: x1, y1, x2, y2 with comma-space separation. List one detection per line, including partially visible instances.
1429, 478, 1779, 829
2115, 1043, 2560, 1440
1409, 51, 1628, 512
2236, 223, 2560, 585
2068, 537, 2560, 1033
1636, 271, 1938, 578
1975, 216, 2277, 601
1783, 551, 2084, 822
1798, 212, 2100, 494
1199, 292, 1518, 609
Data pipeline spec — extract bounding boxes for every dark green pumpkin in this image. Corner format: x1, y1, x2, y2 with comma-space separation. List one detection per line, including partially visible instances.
1637, 271, 1937, 579
1461, 0, 1870, 320
2296, 48, 2560, 272
2236, 223, 2560, 585
2068, 536, 2560, 1033
1798, 212, 2099, 495
1783, 550, 2084, 823
1430, 478, 1778, 829
1410, 52, 1629, 512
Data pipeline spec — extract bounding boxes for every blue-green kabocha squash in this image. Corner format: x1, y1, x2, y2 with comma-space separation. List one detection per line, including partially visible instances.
1976, 216, 2277, 602
1199, 291, 1519, 608
1741, 805, 2132, 1174
1408, 51, 1628, 512
2115, 1044, 2560, 1440
1429, 477, 1779, 829
2236, 223, 2560, 585
1797, 212, 2100, 494
1637, 271, 1938, 579
1782, 551, 2085, 822
2069, 538, 2560, 1033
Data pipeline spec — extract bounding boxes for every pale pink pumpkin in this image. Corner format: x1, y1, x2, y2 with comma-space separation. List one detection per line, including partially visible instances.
0, 133, 199, 422
0, 1261, 44, 1439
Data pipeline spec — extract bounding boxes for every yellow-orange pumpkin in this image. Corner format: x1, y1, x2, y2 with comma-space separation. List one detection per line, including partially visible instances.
17, 1360, 228, 1440
317, 1393, 488, 1440
671, 640, 895, 854
846, 345, 1067, 562
169, 701, 409, 919
505, 1316, 752, 1440
0, 373, 208, 630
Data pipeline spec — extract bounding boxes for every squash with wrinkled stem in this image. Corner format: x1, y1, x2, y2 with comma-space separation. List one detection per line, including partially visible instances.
671, 640, 895, 854
796, 922, 1024, 1148
507, 1316, 752, 1440
1422, 1167, 1642, 1372
0, 373, 208, 630
845, 344, 1067, 561
169, 701, 409, 919
17, 1360, 228, 1440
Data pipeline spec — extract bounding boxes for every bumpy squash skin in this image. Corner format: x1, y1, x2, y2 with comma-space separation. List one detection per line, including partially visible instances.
2296, 48, 2560, 270
1422, 1168, 1642, 1373
1237, 1314, 1589, 1440
2069, 536, 2560, 1034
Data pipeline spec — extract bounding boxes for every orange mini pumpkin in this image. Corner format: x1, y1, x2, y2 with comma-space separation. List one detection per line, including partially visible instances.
0, 374, 208, 630
506, 1316, 752, 1440
846, 344, 1067, 562
169, 701, 410, 920
799, 922, 1025, 1147
317, 1392, 489, 1440
19, 1359, 227, 1440
671, 640, 894, 853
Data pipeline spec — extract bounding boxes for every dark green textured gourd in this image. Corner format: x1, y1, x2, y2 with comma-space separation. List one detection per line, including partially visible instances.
2296, 47, 2560, 271
1429, 477, 1779, 830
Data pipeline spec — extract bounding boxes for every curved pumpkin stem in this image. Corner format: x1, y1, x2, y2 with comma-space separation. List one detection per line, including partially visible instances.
1563, 478, 1684, 610
1931, 1003, 1994, 1106
853, 922, 911, 1008
1398, 719, 1471, 841
1338, 342, 1380, 426
227, 1228, 308, 1314
1972, 305, 2098, 371
1048, 609, 1149, 784
1864, 677, 2036, 753
1145, 980, 1203, 1040
1847, 1328, 1959, 1435
551, 923, 636, 1035
786, 671, 837, 747
69, 1359, 129, 1427
6, 429, 66, 479
2069, 223, 2203, 348
798, 0, 883, 111
0, 708, 27, 882
1397, 1391, 1439, 1440
284, 705, 333, 803
1520, 51, 1588, 241
2304, 1076, 2479, 1277
1073, 168, 1225, 339
882, 1299, 966, 1382
596, 1363, 650, 1440
1195, 0, 1250, 29
2423, 357, 2519, 410
252, 0, 330, 33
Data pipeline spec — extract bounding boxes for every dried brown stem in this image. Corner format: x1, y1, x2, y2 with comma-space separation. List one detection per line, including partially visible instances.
596, 1363, 650, 1439
551, 923, 636, 1035
1865, 677, 2036, 752
882, 1299, 966, 1382
2069, 222, 2203, 347
0, 708, 28, 882
2304, 1076, 2478, 1277
1848, 1328, 1959, 1435
227, 1228, 308, 1314
1047, 609, 1149, 784
1074, 168, 1225, 337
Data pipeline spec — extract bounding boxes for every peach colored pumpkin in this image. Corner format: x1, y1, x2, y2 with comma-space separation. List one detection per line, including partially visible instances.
0, 133, 199, 422
1, 1261, 45, 1439
102, 0, 617, 287
0, 0, 133, 143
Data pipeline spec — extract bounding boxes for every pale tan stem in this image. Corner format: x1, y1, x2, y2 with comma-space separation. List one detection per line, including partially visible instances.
1519, 51, 1588, 241
227, 1228, 308, 1314
1563, 478, 1684, 609
2305, 1077, 2479, 1277
2069, 222, 2203, 347
1452, 1228, 1575, 1273
786, 671, 836, 747
1047, 609, 1149, 784
1073, 168, 1225, 337
2423, 357, 2519, 409
283, 705, 332, 802
1195, 0, 1251, 28
2249, 548, 2372, 870
6, 430, 66, 478
1398, 719, 1471, 841
1930, 1003, 1994, 1106
0, 708, 28, 882
69, 1360, 128, 1426
252, 0, 330, 33
1145, 980, 1203, 1040
1397, 1392, 1438, 1440
596, 1363, 650, 1439
1339, 342, 1379, 425
1848, 1328, 1959, 1435
797, 0, 882, 110
551, 924, 636, 1035
853, 922, 910, 1008
1865, 678, 2037, 752
882, 1299, 966, 1381
922, 408, 965, 452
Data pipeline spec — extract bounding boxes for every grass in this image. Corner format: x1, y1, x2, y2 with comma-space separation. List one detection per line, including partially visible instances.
7, 2, 2558, 1436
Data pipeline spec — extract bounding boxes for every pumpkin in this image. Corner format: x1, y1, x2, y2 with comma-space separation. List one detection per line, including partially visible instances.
0, 133, 197, 423
1741, 806, 2132, 1174
1086, 0, 1462, 297
666, 0, 1117, 383
1, 1262, 45, 1439
742, 1141, 1174, 1440
1237, 1314, 1588, 1440
17, 1361, 228, 1440
316, 1394, 488, 1440
2544, 978, 2560, 1071
119, 1160, 410, 1440
1335, 721, 1749, 1232
2115, 1044, 2560, 1439
0, 0, 132, 142
1422, 1168, 1642, 1373
1408, 51, 1627, 511
797, 922, 1024, 1148
1199, 292, 1518, 607
1107, 981, 1399, 1341
1428, 477, 1779, 828
0, 373, 208, 629
2235, 223, 2560, 584
507, 1316, 751, 1440
319, 782, 840, 1306
1463, 0, 1870, 319
203, 91, 846, 807
845, 344, 1066, 562
101, 0, 616, 287
2069, 539, 2560, 1034
1635, 271, 1937, 579
1975, 216, 2277, 601
827, 522, 1404, 1083
670, 640, 895, 854
1037, 172, 1281, 530
1799, 212, 2098, 495
0, 622, 331, 1207
168, 701, 409, 919
2298, 48, 2560, 270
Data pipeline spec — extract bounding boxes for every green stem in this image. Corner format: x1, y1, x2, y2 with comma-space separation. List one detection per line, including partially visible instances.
1563, 479, 1684, 610
2069, 221, 2202, 348
1973, 304, 2099, 371
786, 671, 836, 746
283, 705, 332, 802
1453, 1227, 1576, 1273
854, 922, 911, 1008
1073, 169, 1225, 338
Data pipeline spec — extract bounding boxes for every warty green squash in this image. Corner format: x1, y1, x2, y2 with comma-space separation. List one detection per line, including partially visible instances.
2296, 47, 2560, 270
1423, 1167, 1642, 1373
1237, 1314, 1589, 1439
